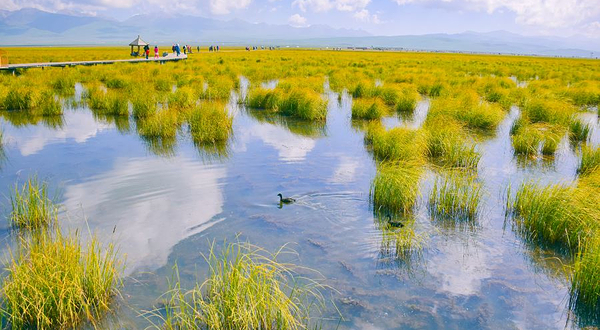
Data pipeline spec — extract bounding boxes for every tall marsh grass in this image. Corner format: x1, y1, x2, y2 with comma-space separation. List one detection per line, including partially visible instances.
187, 102, 233, 144
367, 126, 428, 163
370, 162, 423, 215
155, 242, 326, 329
351, 98, 387, 120
579, 145, 600, 175
247, 88, 282, 110
523, 98, 574, 126
395, 91, 419, 113
1, 228, 122, 329
246, 88, 327, 120
3, 87, 39, 110
279, 89, 327, 121
428, 92, 504, 131
570, 235, 600, 313
9, 176, 57, 231
137, 110, 179, 139
570, 118, 591, 143
429, 172, 481, 221
40, 92, 63, 116
507, 181, 598, 251
425, 119, 481, 169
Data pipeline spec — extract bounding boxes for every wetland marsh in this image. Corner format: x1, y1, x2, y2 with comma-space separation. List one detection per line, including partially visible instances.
0, 47, 598, 329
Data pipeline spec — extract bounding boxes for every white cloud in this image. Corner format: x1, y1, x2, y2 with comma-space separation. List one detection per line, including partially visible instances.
62, 156, 227, 274
391, 0, 600, 29
3, 110, 111, 156
329, 156, 361, 184
293, 0, 333, 12
582, 21, 600, 38
209, 0, 252, 14
288, 13, 308, 27
293, 0, 370, 12
353, 8, 380, 23
335, 0, 370, 11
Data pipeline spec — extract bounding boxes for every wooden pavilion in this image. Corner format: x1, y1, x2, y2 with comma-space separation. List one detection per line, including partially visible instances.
129, 35, 148, 56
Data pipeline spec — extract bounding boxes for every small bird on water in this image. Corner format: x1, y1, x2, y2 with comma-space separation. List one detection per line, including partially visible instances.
386, 215, 404, 228
277, 193, 296, 204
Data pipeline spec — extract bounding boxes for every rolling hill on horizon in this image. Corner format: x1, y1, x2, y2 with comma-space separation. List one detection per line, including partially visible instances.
1, 8, 599, 58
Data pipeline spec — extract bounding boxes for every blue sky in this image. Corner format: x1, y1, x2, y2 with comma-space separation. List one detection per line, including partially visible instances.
2, 0, 600, 38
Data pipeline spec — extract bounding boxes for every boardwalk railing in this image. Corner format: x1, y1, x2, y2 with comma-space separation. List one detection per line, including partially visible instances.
0, 53, 187, 71
0, 50, 8, 68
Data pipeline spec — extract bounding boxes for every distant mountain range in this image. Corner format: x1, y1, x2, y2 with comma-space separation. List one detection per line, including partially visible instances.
0, 8, 368, 44
1, 8, 599, 58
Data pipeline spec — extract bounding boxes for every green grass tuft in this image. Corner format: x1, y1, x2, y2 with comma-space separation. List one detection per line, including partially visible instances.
429, 172, 481, 221
507, 180, 598, 251
352, 98, 387, 120
279, 89, 328, 121
570, 118, 591, 143
370, 162, 423, 216
579, 145, 600, 176
1, 228, 122, 329
187, 102, 233, 144
571, 235, 600, 312
367, 126, 428, 163
155, 242, 326, 329
9, 176, 58, 232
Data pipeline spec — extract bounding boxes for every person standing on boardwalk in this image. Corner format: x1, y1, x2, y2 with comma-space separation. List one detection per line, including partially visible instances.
154, 45, 159, 59
197, 46, 200, 52
143, 44, 150, 59
176, 44, 181, 56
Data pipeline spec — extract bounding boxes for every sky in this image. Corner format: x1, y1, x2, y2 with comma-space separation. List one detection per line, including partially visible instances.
2, 0, 600, 38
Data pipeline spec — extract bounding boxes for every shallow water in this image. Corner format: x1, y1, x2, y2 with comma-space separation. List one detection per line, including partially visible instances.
0, 87, 598, 329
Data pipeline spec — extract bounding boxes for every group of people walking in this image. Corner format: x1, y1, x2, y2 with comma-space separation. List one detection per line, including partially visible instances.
246, 46, 278, 51
139, 44, 230, 59
170, 44, 196, 56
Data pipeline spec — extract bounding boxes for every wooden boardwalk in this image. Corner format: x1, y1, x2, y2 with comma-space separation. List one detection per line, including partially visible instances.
0, 53, 187, 71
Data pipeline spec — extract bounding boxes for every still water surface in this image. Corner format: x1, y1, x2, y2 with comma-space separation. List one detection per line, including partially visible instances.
0, 84, 598, 329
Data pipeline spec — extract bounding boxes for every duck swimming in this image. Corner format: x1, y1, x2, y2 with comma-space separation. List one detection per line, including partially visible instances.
386, 215, 404, 228
278, 193, 296, 204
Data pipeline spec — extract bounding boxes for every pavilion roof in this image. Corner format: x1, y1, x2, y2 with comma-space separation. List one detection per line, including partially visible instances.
129, 35, 148, 46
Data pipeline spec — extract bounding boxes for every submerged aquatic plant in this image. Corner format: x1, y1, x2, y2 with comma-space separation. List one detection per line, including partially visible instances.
1, 228, 122, 329
376, 215, 426, 264
154, 242, 327, 329
9, 176, 58, 231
